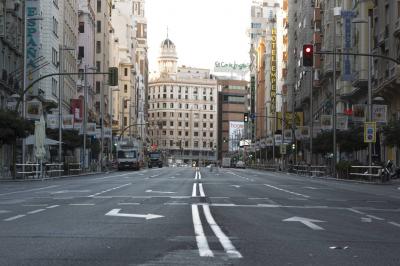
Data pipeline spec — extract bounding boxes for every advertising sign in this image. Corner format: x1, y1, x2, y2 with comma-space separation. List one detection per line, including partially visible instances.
270, 28, 277, 115
280, 144, 287, 155
341, 10, 355, 81
364, 122, 376, 143
321, 115, 333, 130
276, 112, 304, 130
62, 114, 74, 129
25, 0, 41, 91
352, 104, 366, 122
283, 130, 293, 143
229, 121, 244, 152
214, 61, 250, 74
87, 123, 96, 136
26, 99, 42, 120
337, 115, 349, 130
372, 104, 387, 123
47, 114, 58, 129
266, 137, 273, 147
296, 126, 310, 140
274, 135, 282, 145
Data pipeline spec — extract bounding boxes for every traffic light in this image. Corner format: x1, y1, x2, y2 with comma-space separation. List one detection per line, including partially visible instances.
292, 143, 296, 150
244, 113, 249, 123
109, 67, 119, 86
302, 44, 314, 67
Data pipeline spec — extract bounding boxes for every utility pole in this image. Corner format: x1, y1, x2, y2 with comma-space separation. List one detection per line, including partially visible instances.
332, 9, 338, 178
367, 16, 372, 173
83, 65, 88, 172
309, 68, 313, 165
100, 81, 104, 171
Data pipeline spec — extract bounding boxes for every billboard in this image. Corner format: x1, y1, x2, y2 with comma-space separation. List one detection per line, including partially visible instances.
25, 0, 41, 92
229, 121, 244, 151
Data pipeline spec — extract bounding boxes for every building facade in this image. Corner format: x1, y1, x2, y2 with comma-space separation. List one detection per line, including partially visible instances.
148, 39, 218, 164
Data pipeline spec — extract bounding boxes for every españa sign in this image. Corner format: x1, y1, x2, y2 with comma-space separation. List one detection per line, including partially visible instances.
270, 28, 277, 115
26, 0, 41, 89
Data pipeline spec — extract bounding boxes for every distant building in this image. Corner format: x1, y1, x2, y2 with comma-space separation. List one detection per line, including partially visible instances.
148, 38, 218, 164
216, 78, 249, 160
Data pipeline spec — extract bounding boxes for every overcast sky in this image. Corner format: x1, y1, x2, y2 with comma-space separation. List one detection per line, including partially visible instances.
146, 0, 251, 73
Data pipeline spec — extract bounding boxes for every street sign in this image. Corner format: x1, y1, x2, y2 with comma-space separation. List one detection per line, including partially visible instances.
250, 113, 256, 120
364, 122, 376, 143
280, 144, 287, 155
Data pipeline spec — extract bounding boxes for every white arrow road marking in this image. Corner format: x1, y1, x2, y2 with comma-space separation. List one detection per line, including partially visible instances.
361, 217, 372, 223
231, 185, 241, 188
283, 216, 325, 230
145, 190, 175, 194
105, 209, 164, 220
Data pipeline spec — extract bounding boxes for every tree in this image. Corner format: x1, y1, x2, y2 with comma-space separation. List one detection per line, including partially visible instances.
383, 120, 400, 148
0, 109, 34, 145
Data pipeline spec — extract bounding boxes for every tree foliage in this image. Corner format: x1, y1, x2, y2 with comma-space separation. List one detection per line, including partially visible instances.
0, 109, 34, 145
383, 120, 400, 148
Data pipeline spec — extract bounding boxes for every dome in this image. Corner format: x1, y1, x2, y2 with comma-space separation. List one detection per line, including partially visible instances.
161, 38, 175, 48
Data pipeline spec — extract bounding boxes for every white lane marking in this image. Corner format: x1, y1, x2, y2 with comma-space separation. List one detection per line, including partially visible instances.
264, 184, 310, 198
249, 197, 270, 200
192, 183, 197, 197
283, 216, 325, 231
92, 173, 132, 180
118, 203, 141, 205
69, 203, 96, 206
202, 205, 242, 258
0, 210, 10, 214
145, 190, 175, 194
366, 215, 385, 221
150, 174, 161, 178
105, 209, 164, 220
198, 171, 202, 180
199, 183, 206, 197
191, 204, 214, 257
51, 190, 91, 194
231, 185, 240, 188
88, 183, 131, 197
46, 205, 59, 209
4, 214, 26, 222
348, 208, 365, 215
388, 221, 400, 228
0, 185, 58, 196
361, 217, 372, 223
27, 209, 46, 214
22, 204, 48, 207
164, 202, 188, 205
195, 172, 198, 180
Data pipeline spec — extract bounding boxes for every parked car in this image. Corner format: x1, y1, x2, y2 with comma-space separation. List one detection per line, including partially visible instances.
236, 161, 245, 168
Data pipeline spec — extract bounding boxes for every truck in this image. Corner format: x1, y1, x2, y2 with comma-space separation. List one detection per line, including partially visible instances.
148, 151, 163, 168
222, 157, 231, 168
116, 141, 140, 170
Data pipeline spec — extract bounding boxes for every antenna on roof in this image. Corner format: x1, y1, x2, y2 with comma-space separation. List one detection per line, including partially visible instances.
167, 26, 169, 39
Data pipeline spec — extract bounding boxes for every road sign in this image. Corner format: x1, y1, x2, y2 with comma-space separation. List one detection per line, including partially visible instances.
280, 144, 287, 155
250, 113, 256, 120
364, 122, 376, 143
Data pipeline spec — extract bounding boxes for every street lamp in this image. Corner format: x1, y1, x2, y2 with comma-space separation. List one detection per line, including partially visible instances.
58, 46, 75, 164
352, 17, 373, 172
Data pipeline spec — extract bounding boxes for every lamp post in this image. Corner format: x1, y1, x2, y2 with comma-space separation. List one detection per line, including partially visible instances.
58, 46, 75, 164
352, 16, 372, 172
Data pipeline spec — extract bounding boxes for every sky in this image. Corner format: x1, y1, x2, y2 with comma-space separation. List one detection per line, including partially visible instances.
146, 0, 251, 73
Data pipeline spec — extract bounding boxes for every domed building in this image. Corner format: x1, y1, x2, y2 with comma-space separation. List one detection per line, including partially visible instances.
148, 38, 218, 165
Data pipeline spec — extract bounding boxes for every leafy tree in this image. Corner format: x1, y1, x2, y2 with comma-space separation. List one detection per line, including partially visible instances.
0, 109, 34, 145
383, 120, 400, 148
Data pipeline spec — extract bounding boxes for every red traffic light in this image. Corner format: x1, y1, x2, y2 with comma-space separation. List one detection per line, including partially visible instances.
303, 44, 314, 67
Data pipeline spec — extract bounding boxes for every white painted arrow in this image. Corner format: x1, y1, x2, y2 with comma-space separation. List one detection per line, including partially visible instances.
145, 189, 175, 194
105, 209, 164, 220
283, 216, 325, 230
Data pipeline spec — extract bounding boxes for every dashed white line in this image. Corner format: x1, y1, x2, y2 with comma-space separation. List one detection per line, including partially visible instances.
388, 221, 400, 228
27, 209, 46, 214
198, 171, 202, 180
164, 202, 188, 205
202, 204, 242, 258
46, 205, 59, 209
118, 202, 140, 205
88, 183, 131, 197
264, 184, 310, 198
0, 185, 58, 196
195, 172, 198, 180
4, 214, 26, 222
366, 214, 385, 221
192, 204, 214, 257
348, 208, 365, 215
69, 203, 96, 206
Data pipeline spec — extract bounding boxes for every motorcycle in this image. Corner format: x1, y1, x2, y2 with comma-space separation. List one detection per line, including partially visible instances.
381, 160, 400, 182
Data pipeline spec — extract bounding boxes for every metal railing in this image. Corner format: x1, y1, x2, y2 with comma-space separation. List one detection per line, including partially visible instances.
289, 164, 328, 177
45, 163, 64, 177
16, 163, 40, 179
67, 163, 82, 175
349, 165, 383, 182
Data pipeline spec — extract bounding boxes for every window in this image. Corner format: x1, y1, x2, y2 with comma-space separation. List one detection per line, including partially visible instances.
96, 81, 101, 94
185, 95, 188, 99
170, 103, 174, 108
210, 105, 213, 110
178, 131, 182, 136
96, 41, 101, 53
210, 96, 213, 101
163, 103, 167, 108
178, 113, 182, 118
170, 121, 174, 126
203, 105, 207, 110
185, 122, 189, 127
78, 21, 84, 33
124, 84, 127, 93
96, 61, 101, 72
162, 121, 167, 126
194, 113, 199, 119
203, 142, 207, 148
163, 112, 166, 117
185, 132, 189, 137
194, 141, 198, 148
194, 122, 199, 128
179, 103, 182, 108
178, 122, 182, 127
185, 87, 188, 93
210, 123, 214, 128
203, 114, 206, 119
210, 142, 214, 148
124, 100, 128, 109
170, 112, 174, 117
185, 141, 189, 147
210, 132, 213, 138
179, 86, 182, 93
203, 132, 206, 137
203, 96, 207, 100
78, 46, 84, 60
170, 131, 173, 136
185, 113, 189, 118
194, 132, 199, 137
210, 114, 213, 119
203, 123, 206, 127
51, 78, 58, 96
163, 94, 167, 99
124, 68, 128, 76
178, 95, 181, 99
52, 47, 58, 66
52, 17, 58, 36
97, 0, 101, 12
162, 131, 166, 136
163, 86, 167, 92
170, 94, 173, 99
170, 140, 174, 146
97, 20, 101, 33
124, 117, 128, 126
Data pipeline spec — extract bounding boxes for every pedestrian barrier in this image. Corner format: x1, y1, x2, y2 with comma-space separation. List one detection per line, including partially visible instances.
16, 163, 40, 179
45, 163, 64, 177
67, 163, 81, 175
349, 165, 383, 181
288, 164, 328, 177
